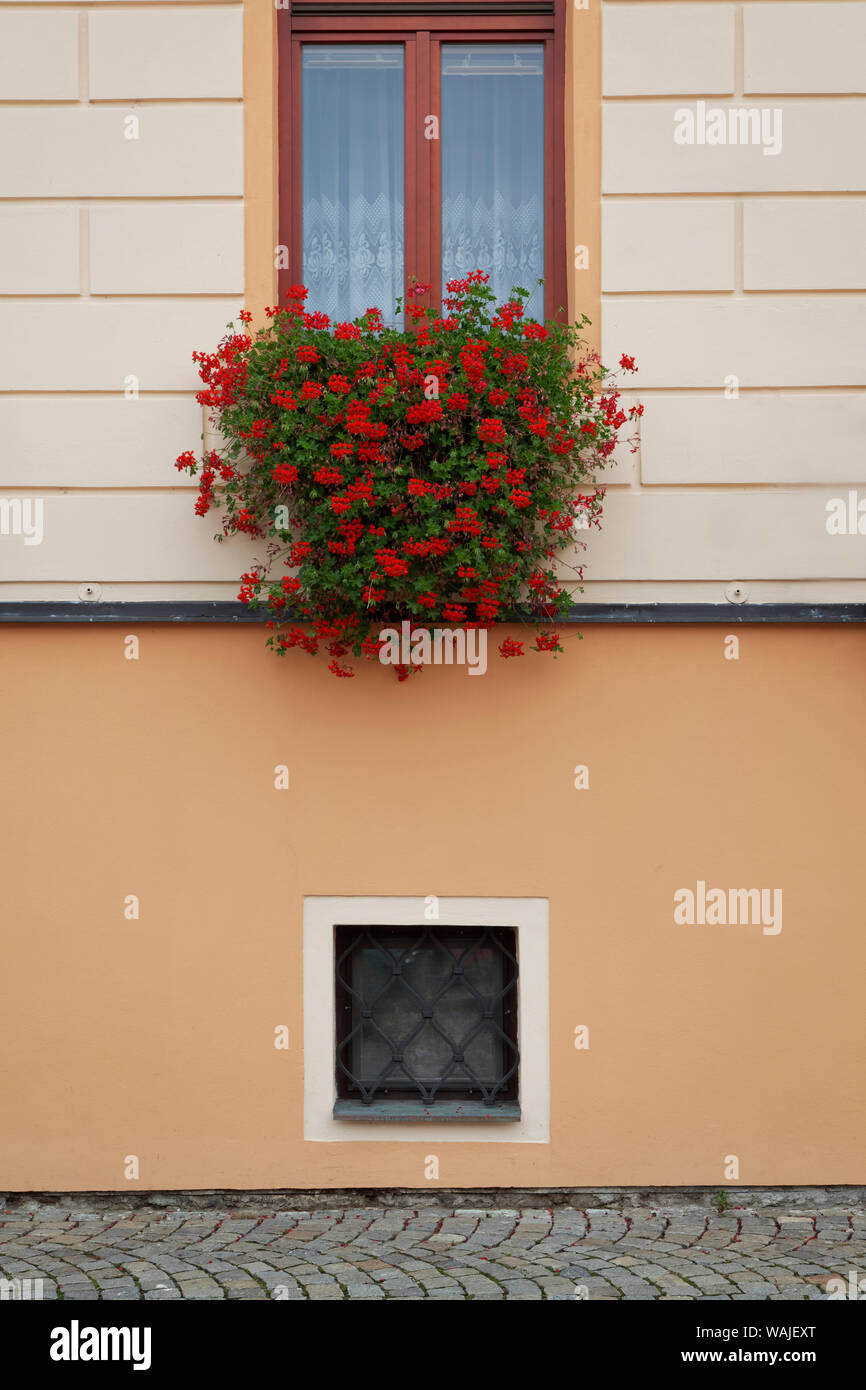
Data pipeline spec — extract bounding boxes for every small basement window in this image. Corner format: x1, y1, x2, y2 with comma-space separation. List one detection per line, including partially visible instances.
334, 925, 519, 1121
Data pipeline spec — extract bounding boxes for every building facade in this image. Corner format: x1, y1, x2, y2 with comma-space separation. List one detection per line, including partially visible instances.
0, 0, 863, 1192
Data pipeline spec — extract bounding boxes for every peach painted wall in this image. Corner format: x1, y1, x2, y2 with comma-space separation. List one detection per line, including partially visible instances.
1, 622, 864, 1190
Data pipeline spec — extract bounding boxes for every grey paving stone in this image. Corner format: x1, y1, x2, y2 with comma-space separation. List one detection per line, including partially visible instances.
4, 1203, 864, 1302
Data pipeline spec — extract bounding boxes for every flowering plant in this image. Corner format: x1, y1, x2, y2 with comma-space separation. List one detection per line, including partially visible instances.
176, 272, 640, 677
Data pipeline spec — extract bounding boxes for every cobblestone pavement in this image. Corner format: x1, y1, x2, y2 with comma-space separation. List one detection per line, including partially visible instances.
1, 1206, 863, 1301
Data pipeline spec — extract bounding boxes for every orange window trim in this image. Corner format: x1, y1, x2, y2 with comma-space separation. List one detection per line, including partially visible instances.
242, 0, 600, 351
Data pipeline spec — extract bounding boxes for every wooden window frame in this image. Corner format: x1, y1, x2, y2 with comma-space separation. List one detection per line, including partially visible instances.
277, 3, 568, 322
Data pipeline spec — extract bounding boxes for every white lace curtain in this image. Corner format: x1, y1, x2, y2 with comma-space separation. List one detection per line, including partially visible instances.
301, 42, 545, 325
441, 45, 545, 320
302, 46, 405, 325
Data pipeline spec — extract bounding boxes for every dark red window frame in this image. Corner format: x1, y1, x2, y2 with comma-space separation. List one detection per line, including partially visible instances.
277, 3, 567, 321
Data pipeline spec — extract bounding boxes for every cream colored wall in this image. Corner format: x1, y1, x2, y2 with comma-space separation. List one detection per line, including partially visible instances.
595, 1, 866, 604
0, 0, 246, 602
0, 0, 863, 604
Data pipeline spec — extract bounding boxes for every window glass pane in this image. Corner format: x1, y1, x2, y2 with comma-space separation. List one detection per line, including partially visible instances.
352, 933, 504, 1090
302, 45, 404, 324
441, 44, 545, 320
335, 926, 518, 1105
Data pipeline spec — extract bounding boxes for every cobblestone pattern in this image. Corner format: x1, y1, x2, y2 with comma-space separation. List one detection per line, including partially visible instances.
1, 1206, 863, 1301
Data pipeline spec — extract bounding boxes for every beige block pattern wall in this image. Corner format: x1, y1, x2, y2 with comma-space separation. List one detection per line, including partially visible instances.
0, 0, 863, 604
596, 0, 866, 604
0, 0, 249, 603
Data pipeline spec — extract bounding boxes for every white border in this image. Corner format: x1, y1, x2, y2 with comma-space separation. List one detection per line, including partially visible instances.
303, 897, 550, 1143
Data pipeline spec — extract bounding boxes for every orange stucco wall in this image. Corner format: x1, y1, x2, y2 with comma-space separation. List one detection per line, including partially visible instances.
1, 622, 864, 1190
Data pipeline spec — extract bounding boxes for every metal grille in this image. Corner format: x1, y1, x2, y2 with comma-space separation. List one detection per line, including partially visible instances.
335, 926, 519, 1107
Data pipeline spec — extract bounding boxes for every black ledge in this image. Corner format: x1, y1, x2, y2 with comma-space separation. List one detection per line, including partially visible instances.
0, 602, 864, 625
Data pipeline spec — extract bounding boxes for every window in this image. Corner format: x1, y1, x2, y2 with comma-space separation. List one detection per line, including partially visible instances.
279, 3, 567, 322
302, 897, 550, 1141
334, 925, 519, 1119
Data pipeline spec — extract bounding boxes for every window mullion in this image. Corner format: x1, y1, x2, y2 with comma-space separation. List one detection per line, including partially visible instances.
415, 30, 432, 297
404, 36, 418, 310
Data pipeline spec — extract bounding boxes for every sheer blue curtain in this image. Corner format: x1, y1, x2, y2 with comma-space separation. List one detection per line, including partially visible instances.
441, 45, 545, 321
302, 45, 404, 325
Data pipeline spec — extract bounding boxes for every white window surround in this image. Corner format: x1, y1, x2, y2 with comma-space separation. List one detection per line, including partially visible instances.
303, 896, 550, 1144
